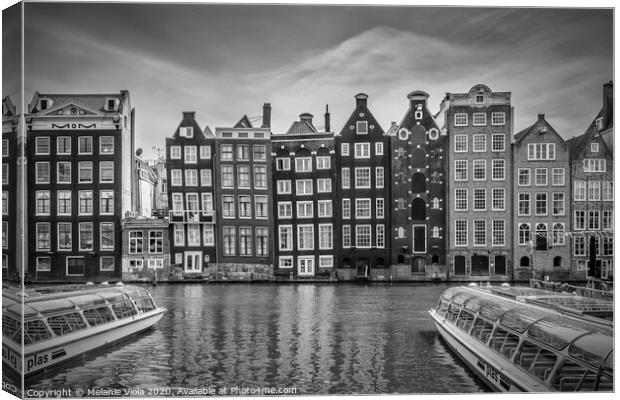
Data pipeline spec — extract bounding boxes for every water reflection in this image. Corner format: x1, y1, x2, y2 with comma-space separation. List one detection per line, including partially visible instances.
22, 284, 487, 394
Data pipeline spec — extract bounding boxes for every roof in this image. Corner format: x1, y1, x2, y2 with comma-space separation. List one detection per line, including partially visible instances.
28, 91, 129, 114
233, 115, 253, 128
568, 82, 613, 158
2, 96, 16, 116
285, 120, 318, 135
513, 115, 563, 144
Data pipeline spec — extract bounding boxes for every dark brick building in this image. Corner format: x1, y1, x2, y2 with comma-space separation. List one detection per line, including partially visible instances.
390, 91, 447, 280
2, 96, 19, 281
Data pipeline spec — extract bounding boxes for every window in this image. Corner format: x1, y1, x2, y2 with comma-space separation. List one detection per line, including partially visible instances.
319, 255, 333, 269
66, 257, 85, 276
36, 223, 51, 250
602, 238, 613, 256
57, 137, 71, 154
473, 189, 486, 211
173, 224, 184, 246
1, 140, 6, 157
100, 162, 114, 183
203, 225, 215, 246
57, 190, 71, 215
298, 225, 314, 250
184, 146, 197, 163
295, 157, 312, 172
518, 193, 530, 216
36, 191, 51, 215
100, 137, 114, 154
355, 167, 371, 188
473, 113, 486, 126
35, 137, 50, 155
297, 201, 313, 218
535, 193, 547, 215
100, 191, 114, 215
527, 143, 555, 160
222, 195, 235, 218
201, 193, 213, 215
517, 168, 531, 186
220, 144, 233, 160
588, 210, 600, 230
492, 220, 505, 246
356, 225, 371, 247
583, 159, 606, 172
278, 226, 293, 251
376, 225, 385, 248
200, 169, 212, 186
101, 257, 115, 271
36, 257, 51, 272
552, 193, 565, 215
170, 169, 182, 186
223, 227, 236, 256
455, 189, 467, 211
318, 200, 332, 218
549, 168, 565, 186
79, 191, 93, 215
455, 220, 468, 246
237, 145, 250, 161
148, 230, 163, 253
574, 181, 586, 201
355, 199, 371, 219
454, 135, 468, 152
316, 156, 331, 169
489, 159, 504, 181
473, 134, 486, 151
492, 188, 505, 211
491, 112, 506, 125
171, 193, 183, 216
239, 227, 252, 256
78, 137, 92, 154
200, 145, 211, 159
536, 223, 548, 251
57, 162, 71, 184
455, 160, 468, 181
1, 164, 6, 185
341, 168, 350, 188
454, 113, 468, 126
298, 257, 315, 276
518, 223, 531, 245
253, 145, 266, 161
276, 158, 290, 171
602, 210, 613, 230
129, 231, 143, 254
1, 191, 6, 214
279, 256, 293, 268
491, 133, 505, 151
356, 121, 368, 134
221, 165, 234, 187
588, 181, 601, 201
574, 236, 586, 256
535, 168, 547, 186
602, 181, 613, 201
58, 222, 72, 251
278, 202, 292, 218
238, 195, 252, 218
375, 142, 384, 155
472, 160, 486, 181
591, 143, 599, 153
376, 198, 384, 219
277, 180, 291, 194
296, 179, 313, 195
354, 143, 370, 158
184, 170, 198, 186
342, 199, 351, 219
100, 223, 114, 250
237, 165, 250, 188
254, 195, 268, 219
375, 167, 384, 188
255, 227, 268, 256
552, 223, 565, 245
77, 162, 93, 184
170, 146, 181, 159
342, 225, 351, 247
317, 178, 332, 193
473, 220, 486, 246
254, 166, 267, 189
574, 210, 586, 230
341, 143, 349, 156
319, 224, 333, 249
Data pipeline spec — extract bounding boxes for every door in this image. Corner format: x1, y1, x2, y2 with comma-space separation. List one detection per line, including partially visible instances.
184, 251, 202, 273
412, 225, 426, 253
471, 255, 489, 275
356, 258, 370, 277
454, 256, 466, 275
495, 255, 506, 275
411, 257, 425, 274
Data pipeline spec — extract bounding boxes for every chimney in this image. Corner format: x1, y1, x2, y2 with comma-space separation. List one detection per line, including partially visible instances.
261, 103, 271, 128
300, 112, 313, 125
324, 104, 331, 132
183, 111, 195, 121
407, 91, 429, 108
603, 81, 613, 105
355, 93, 368, 108
537, 113, 545, 122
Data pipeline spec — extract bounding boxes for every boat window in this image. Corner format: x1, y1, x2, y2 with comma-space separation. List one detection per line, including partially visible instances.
456, 310, 475, 332
568, 332, 613, 367
527, 316, 593, 350
47, 312, 88, 336
499, 307, 547, 333
446, 303, 460, 323
441, 287, 466, 302
471, 318, 493, 343
596, 374, 613, 391
437, 299, 449, 317
478, 298, 515, 322
514, 340, 557, 382
24, 320, 52, 345
551, 361, 597, 391
111, 300, 138, 319
450, 291, 474, 307
604, 350, 613, 370
69, 294, 107, 308
135, 296, 156, 313
30, 299, 76, 316
490, 327, 520, 360
2, 314, 22, 343
83, 306, 116, 327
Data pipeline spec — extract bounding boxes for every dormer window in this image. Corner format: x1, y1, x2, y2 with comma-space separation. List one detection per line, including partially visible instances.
356, 121, 368, 134
475, 94, 484, 103
40, 99, 49, 110
105, 99, 116, 111
591, 143, 599, 153
596, 117, 604, 131
179, 127, 193, 138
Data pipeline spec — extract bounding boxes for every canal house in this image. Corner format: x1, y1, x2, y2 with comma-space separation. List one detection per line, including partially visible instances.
271, 109, 336, 279
390, 91, 447, 280
2, 96, 20, 282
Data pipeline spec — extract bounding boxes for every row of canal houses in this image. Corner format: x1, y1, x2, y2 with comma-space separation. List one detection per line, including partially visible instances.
1, 82, 613, 283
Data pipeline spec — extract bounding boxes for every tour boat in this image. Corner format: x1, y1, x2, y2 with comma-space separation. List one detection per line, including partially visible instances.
428, 285, 613, 392
2, 283, 165, 376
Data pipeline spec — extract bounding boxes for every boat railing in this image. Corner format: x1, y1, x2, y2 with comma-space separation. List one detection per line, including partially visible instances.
529, 279, 613, 300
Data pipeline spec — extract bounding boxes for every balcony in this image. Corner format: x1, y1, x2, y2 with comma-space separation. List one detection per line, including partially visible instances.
168, 209, 214, 223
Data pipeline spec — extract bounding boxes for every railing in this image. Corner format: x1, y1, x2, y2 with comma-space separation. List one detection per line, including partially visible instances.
529, 279, 613, 300
168, 209, 214, 223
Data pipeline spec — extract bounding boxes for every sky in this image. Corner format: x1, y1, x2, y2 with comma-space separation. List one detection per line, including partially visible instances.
2, 2, 614, 159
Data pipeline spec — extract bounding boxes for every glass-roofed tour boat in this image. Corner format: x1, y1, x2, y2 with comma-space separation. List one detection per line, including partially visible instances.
429, 285, 613, 392
2, 283, 165, 377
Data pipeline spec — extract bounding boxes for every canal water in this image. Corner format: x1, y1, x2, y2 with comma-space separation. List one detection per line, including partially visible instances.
22, 284, 487, 394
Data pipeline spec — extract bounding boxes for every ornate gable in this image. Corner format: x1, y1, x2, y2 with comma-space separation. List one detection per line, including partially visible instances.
41, 103, 100, 117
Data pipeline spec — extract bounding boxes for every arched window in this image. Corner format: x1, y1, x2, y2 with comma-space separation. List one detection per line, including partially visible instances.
536, 223, 548, 251
432, 197, 440, 209
411, 148, 426, 168
553, 256, 562, 268
411, 173, 426, 193
519, 223, 531, 245
411, 198, 426, 221
431, 227, 440, 238
431, 254, 439, 264
411, 125, 426, 145
553, 223, 565, 245
398, 227, 405, 238
397, 198, 405, 209
520, 256, 530, 267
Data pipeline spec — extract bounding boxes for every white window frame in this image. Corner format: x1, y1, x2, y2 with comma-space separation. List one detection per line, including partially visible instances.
278, 202, 292, 219
318, 200, 333, 218
473, 160, 486, 181
455, 188, 468, 211
277, 180, 291, 194
355, 198, 371, 219
199, 145, 211, 159
355, 167, 371, 188
66, 257, 85, 276
376, 198, 384, 219
316, 156, 331, 170
297, 224, 314, 251
342, 199, 351, 219
473, 134, 486, 152
170, 146, 182, 160
454, 135, 468, 152
491, 159, 505, 181
454, 113, 468, 126
278, 225, 293, 251
375, 167, 384, 188
534, 168, 548, 186
276, 157, 291, 171
355, 225, 372, 248
491, 133, 505, 152
491, 112, 506, 125
473, 113, 486, 126
296, 201, 314, 219
375, 142, 384, 156
354, 143, 371, 159
341, 143, 349, 156
35, 137, 50, 155
356, 121, 368, 134
296, 179, 313, 195
295, 157, 312, 172
341, 168, 350, 189
318, 224, 333, 250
